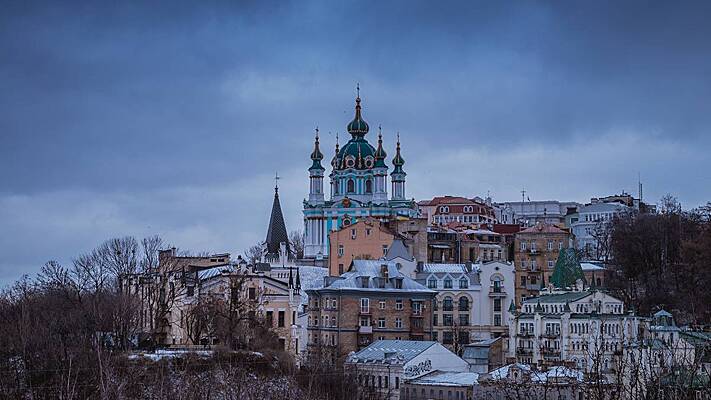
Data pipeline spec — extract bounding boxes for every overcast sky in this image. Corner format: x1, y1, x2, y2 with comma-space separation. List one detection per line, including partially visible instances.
1, 1, 710, 284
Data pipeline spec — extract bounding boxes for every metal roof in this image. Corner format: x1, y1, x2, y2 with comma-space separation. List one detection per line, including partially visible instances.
348, 340, 437, 363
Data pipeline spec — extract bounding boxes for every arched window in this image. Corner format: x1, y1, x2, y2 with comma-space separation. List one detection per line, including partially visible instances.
443, 296, 453, 311
458, 297, 469, 311
459, 277, 469, 289
365, 179, 373, 193
347, 179, 355, 193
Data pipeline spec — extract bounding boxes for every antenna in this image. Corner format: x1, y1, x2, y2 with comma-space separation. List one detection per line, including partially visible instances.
521, 188, 526, 203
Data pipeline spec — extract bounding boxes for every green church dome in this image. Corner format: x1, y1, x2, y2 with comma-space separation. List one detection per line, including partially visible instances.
347, 96, 369, 137
337, 138, 376, 170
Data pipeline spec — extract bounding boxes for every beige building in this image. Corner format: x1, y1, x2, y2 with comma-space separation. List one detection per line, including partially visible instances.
513, 223, 571, 304
328, 217, 395, 276
306, 260, 436, 365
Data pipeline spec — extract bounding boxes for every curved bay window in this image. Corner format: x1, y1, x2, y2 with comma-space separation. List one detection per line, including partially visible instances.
347, 179, 355, 193
458, 297, 469, 311
443, 296, 453, 311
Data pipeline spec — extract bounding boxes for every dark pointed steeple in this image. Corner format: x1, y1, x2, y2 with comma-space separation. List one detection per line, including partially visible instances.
310, 127, 324, 171
288, 265, 294, 288
265, 176, 290, 259
392, 133, 405, 174
374, 125, 387, 168
295, 266, 301, 290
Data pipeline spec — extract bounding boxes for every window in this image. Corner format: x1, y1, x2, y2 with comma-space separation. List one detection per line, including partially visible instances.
428, 278, 437, 289
338, 245, 344, 257
266, 311, 273, 326
459, 314, 469, 326
366, 228, 371, 236
359, 317, 369, 327
382, 245, 388, 256
547, 240, 553, 251
351, 229, 357, 240
432, 332, 438, 341
338, 263, 344, 274
277, 310, 285, 327
443, 297, 453, 311
494, 298, 502, 312
521, 275, 527, 286
444, 278, 452, 289
395, 318, 402, 328
412, 302, 422, 315
365, 179, 373, 193
444, 314, 453, 326
443, 332, 453, 344
559, 241, 564, 250
548, 260, 554, 268
379, 300, 386, 309
433, 314, 438, 326
396, 300, 403, 310
248, 287, 256, 300
459, 278, 468, 289
347, 179, 355, 193
186, 286, 194, 297
458, 297, 469, 311
360, 298, 370, 313
458, 331, 469, 345
378, 318, 386, 328
520, 241, 527, 251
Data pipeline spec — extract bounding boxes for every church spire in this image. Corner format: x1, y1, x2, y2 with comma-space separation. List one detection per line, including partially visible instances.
374, 125, 387, 167
265, 177, 290, 260
309, 127, 324, 171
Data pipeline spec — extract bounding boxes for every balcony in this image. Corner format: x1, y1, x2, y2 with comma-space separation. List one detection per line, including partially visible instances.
517, 347, 533, 355
541, 331, 560, 339
358, 326, 373, 334
488, 287, 507, 297
541, 348, 561, 356
517, 331, 534, 338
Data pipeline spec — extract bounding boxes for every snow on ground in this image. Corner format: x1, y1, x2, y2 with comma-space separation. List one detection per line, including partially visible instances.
128, 349, 214, 361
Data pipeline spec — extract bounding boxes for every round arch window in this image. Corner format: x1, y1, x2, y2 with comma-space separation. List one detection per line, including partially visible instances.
345, 156, 356, 168
365, 179, 373, 193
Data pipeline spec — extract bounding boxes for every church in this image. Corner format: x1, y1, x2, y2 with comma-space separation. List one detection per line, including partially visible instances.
303, 91, 418, 259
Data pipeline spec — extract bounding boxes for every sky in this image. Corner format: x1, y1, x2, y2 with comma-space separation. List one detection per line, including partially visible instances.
1, 1, 710, 284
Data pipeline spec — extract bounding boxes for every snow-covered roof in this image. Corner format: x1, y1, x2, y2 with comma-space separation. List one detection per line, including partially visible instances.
407, 371, 479, 386
579, 202, 627, 213
296, 265, 329, 305
348, 340, 436, 363
318, 261, 434, 293
197, 264, 236, 281
580, 262, 605, 271
488, 364, 583, 383
422, 264, 470, 274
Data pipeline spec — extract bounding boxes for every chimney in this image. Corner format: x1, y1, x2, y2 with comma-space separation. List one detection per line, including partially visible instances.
416, 261, 424, 273
465, 261, 472, 272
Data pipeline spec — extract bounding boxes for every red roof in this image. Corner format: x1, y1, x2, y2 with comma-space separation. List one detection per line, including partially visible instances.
492, 224, 522, 234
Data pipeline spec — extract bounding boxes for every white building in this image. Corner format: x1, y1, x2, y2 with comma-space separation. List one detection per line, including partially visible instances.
346, 340, 469, 400
415, 261, 515, 349
508, 288, 642, 375
570, 202, 628, 259
495, 201, 580, 226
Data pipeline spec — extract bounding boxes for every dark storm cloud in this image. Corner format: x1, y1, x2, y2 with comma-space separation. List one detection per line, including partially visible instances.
1, 1, 710, 283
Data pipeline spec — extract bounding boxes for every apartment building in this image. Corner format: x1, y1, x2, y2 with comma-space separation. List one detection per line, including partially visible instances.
306, 260, 436, 364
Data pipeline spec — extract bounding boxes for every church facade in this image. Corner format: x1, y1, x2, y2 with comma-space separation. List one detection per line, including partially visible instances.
303, 92, 418, 259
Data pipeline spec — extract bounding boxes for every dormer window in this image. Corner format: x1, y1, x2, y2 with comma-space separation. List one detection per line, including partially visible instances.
394, 278, 403, 289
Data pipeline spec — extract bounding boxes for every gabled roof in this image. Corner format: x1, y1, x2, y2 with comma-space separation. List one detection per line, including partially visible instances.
348, 340, 437, 363
317, 260, 434, 293
385, 238, 412, 261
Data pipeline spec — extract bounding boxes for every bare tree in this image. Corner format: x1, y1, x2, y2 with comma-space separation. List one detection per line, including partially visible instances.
244, 242, 266, 264
290, 230, 305, 259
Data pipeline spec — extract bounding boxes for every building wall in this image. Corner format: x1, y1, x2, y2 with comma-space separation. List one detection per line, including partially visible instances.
513, 229, 571, 304
390, 218, 428, 263
307, 292, 434, 364
328, 218, 394, 276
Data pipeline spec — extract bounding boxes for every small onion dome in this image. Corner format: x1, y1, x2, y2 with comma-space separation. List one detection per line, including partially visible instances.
346, 96, 369, 138
392, 136, 405, 173
309, 130, 324, 171
374, 131, 387, 168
